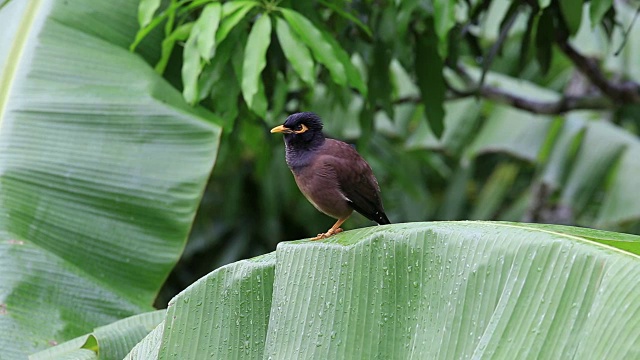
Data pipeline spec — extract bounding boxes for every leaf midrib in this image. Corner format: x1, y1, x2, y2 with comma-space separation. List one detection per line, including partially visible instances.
483, 221, 640, 259
0, 0, 45, 131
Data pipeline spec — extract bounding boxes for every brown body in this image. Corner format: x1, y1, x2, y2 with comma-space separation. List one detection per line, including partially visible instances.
291, 139, 382, 221
271, 112, 389, 239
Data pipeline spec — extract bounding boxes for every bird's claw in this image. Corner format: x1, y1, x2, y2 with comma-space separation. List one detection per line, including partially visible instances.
311, 228, 343, 241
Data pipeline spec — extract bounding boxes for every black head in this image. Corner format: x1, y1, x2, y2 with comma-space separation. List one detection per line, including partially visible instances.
270, 112, 325, 151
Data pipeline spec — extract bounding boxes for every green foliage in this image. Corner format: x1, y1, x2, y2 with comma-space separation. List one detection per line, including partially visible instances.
38, 223, 640, 359
32, 311, 165, 360
131, 0, 640, 306
414, 18, 446, 137
1, 0, 640, 357
559, 0, 584, 35
241, 13, 271, 115
275, 16, 315, 86
0, 0, 220, 358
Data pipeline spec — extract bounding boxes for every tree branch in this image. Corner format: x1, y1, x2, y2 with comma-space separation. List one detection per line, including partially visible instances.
432, 63, 615, 114
555, 37, 640, 104
438, 16, 640, 115
393, 88, 613, 115
454, 86, 613, 114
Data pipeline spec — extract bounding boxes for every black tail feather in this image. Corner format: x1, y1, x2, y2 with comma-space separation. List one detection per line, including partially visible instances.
376, 211, 391, 225
347, 199, 390, 225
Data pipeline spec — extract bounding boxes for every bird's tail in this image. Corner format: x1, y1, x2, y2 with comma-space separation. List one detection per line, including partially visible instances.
377, 212, 391, 225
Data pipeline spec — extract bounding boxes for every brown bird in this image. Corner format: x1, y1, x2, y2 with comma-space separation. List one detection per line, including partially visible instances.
271, 112, 390, 240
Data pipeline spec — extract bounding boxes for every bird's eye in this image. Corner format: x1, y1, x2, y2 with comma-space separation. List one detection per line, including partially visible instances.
293, 123, 308, 134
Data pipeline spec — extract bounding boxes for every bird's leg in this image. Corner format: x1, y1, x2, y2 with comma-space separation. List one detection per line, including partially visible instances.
311, 216, 349, 240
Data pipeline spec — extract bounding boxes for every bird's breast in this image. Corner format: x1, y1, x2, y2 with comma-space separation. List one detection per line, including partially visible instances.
291, 164, 353, 219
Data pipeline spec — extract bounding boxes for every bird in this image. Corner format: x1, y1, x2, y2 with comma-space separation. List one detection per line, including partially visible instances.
271, 112, 390, 240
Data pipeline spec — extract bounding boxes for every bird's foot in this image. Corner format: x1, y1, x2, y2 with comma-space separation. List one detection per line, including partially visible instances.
311, 228, 343, 241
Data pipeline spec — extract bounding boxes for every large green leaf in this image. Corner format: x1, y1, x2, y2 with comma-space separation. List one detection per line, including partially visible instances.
241, 14, 272, 112
466, 105, 553, 161
414, 19, 446, 137
559, 0, 584, 35
469, 163, 519, 220
433, 0, 456, 56
89, 222, 640, 359
31, 310, 165, 360
195, 3, 222, 61
560, 120, 626, 214
404, 98, 482, 156
216, 1, 258, 44
159, 253, 275, 359
0, 0, 221, 358
535, 7, 555, 75
182, 23, 203, 104
125, 322, 165, 360
137, 0, 161, 28
279, 8, 348, 86
465, 103, 640, 227
590, 0, 612, 26
275, 17, 315, 86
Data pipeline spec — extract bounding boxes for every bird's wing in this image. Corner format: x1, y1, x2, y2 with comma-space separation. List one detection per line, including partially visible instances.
319, 140, 390, 224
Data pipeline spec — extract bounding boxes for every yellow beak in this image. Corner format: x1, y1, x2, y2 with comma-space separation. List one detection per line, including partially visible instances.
270, 125, 292, 134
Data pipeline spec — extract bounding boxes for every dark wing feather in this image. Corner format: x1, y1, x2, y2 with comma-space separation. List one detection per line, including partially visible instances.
322, 140, 390, 225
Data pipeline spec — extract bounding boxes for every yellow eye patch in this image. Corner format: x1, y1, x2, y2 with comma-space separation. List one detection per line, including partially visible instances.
294, 124, 309, 134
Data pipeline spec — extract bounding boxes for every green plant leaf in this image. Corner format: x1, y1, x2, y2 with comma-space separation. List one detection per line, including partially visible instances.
0, 1, 221, 358
241, 13, 271, 111
414, 19, 446, 137
535, 7, 555, 75
156, 22, 193, 73
138, 0, 161, 27
518, 9, 536, 72
433, 0, 456, 56
198, 28, 242, 101
195, 3, 222, 61
131, 0, 183, 51
30, 335, 93, 360
405, 99, 483, 156
216, 0, 258, 44
598, 141, 640, 226
280, 8, 347, 86
516, 223, 640, 256
159, 253, 275, 359
540, 114, 586, 190
437, 163, 474, 220
368, 39, 393, 115
470, 163, 519, 220
125, 322, 165, 360
275, 17, 315, 86
31, 311, 165, 360
590, 0, 613, 26
560, 121, 626, 215
90, 311, 165, 360
182, 2, 224, 103
466, 105, 553, 161
251, 76, 268, 118
320, 29, 367, 96
538, 0, 551, 9
182, 29, 202, 104
317, 0, 372, 37
560, 0, 584, 35
114, 223, 640, 358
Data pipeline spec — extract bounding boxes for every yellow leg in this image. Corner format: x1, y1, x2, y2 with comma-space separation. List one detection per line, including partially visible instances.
311, 216, 349, 240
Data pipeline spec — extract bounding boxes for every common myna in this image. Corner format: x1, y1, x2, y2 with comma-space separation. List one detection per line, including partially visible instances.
271, 112, 390, 240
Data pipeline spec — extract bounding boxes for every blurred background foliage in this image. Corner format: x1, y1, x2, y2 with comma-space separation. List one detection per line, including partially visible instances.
133, 0, 640, 306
